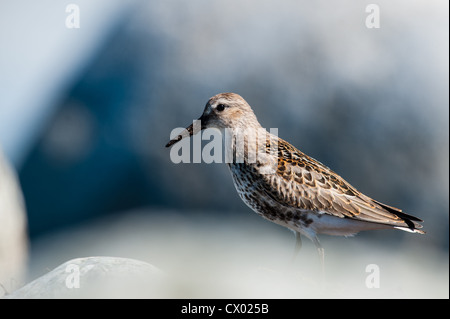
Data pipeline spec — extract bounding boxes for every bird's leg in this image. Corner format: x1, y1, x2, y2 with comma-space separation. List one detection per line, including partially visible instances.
290, 231, 302, 263
312, 236, 325, 280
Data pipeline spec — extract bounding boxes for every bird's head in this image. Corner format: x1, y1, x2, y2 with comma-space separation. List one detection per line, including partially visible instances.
166, 93, 260, 147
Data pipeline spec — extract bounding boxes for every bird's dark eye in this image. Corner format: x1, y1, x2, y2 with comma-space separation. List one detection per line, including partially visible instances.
216, 104, 226, 112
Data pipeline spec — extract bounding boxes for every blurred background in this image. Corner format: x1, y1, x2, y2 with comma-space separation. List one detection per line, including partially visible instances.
0, 0, 448, 298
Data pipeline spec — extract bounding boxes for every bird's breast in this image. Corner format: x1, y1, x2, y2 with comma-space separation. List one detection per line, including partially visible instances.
227, 163, 314, 231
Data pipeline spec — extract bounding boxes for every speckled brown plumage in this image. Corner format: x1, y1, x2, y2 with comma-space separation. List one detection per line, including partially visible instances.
166, 93, 424, 267
258, 137, 423, 230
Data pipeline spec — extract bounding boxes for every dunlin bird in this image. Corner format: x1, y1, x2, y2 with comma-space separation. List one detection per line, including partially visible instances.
166, 93, 424, 269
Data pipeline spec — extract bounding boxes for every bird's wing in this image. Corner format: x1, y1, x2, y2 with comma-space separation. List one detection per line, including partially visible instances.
257, 138, 423, 229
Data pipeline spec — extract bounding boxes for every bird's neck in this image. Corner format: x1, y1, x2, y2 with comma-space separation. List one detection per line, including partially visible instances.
224, 126, 279, 165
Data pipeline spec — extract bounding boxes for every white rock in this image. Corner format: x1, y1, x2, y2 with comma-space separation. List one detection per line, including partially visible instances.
0, 150, 28, 296
5, 256, 164, 299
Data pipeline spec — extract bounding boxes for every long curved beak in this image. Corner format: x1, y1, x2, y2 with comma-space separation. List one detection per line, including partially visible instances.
165, 115, 206, 148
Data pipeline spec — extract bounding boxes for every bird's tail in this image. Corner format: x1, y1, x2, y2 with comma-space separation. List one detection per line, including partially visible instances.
394, 226, 425, 234
373, 200, 425, 234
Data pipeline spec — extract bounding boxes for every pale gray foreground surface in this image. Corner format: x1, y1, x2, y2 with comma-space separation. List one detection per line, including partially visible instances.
0, 150, 27, 294
6, 257, 163, 299
7, 210, 447, 299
